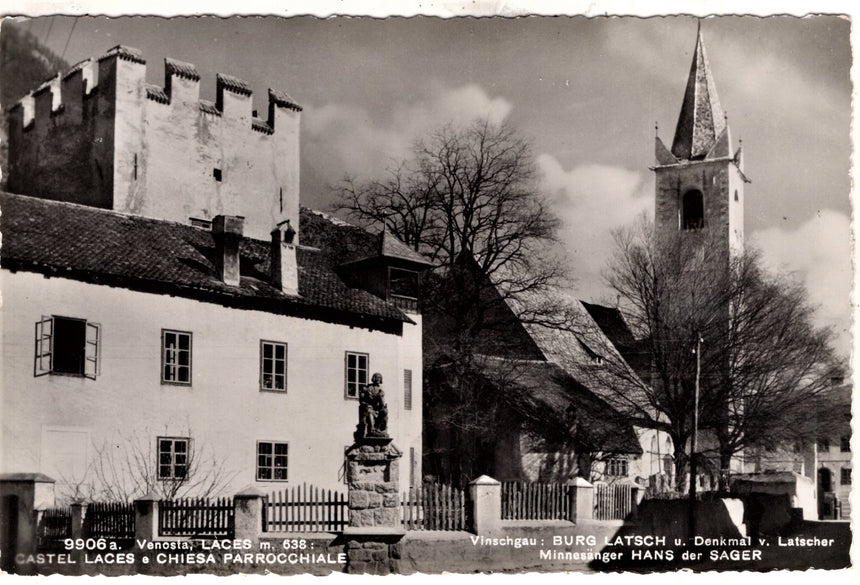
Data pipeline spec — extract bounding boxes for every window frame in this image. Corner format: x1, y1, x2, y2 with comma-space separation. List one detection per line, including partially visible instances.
34, 315, 101, 379
840, 436, 850, 453
344, 351, 369, 400
840, 467, 852, 485
260, 340, 288, 393
157, 436, 190, 480
161, 329, 192, 386
606, 457, 629, 477
256, 440, 289, 482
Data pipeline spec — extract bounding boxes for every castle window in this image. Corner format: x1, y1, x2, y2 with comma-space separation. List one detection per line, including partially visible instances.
213, 168, 222, 182
841, 436, 850, 452
133, 154, 138, 180
344, 351, 368, 399
162, 329, 192, 385
841, 468, 852, 485
34, 316, 100, 379
682, 190, 705, 230
158, 437, 189, 480
260, 340, 287, 392
257, 441, 289, 481
734, 189, 739, 202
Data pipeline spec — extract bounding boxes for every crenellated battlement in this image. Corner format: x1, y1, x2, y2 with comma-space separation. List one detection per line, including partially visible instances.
7, 44, 303, 241
11, 45, 302, 135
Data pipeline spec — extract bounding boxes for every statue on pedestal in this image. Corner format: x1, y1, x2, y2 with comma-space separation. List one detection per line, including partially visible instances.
355, 372, 389, 440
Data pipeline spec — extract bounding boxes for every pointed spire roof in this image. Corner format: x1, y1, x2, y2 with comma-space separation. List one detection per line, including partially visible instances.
671, 24, 727, 160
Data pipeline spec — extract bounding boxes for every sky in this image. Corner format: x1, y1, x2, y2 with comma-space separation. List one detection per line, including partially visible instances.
8, 14, 854, 356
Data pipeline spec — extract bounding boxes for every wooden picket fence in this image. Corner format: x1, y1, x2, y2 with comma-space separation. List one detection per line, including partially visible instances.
401, 483, 466, 530
501, 481, 575, 521
159, 497, 234, 537
593, 483, 633, 520
84, 502, 135, 539
37, 507, 72, 547
265, 484, 348, 532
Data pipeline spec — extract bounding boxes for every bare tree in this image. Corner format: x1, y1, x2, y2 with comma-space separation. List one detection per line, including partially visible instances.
604, 217, 836, 490
335, 120, 570, 484
78, 428, 237, 502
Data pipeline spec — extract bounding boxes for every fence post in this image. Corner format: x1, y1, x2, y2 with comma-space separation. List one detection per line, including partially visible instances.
0, 473, 56, 575
468, 475, 501, 535
70, 500, 86, 539
134, 491, 161, 542
234, 487, 265, 541
568, 477, 594, 523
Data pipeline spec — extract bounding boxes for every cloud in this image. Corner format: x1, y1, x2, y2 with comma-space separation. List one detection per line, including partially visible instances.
538, 154, 652, 301
751, 210, 852, 357
302, 84, 513, 190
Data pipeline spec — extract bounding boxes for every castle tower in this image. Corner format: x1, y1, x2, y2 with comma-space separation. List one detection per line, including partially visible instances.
6, 46, 302, 242
653, 25, 749, 267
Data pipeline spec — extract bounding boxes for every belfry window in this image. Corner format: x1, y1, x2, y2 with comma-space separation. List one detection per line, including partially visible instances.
682, 190, 705, 230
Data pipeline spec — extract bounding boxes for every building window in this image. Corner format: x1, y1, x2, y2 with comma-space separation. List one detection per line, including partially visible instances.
345, 351, 368, 399
840, 436, 850, 452
606, 458, 628, 477
162, 330, 192, 385
818, 438, 830, 452
213, 168, 222, 182
404, 369, 413, 410
133, 153, 138, 180
34, 316, 100, 379
260, 341, 287, 392
840, 468, 852, 485
389, 267, 420, 312
158, 437, 189, 480
257, 441, 289, 481
681, 189, 705, 230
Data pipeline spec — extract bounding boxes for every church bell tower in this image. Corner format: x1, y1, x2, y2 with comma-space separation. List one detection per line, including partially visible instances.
653, 24, 749, 267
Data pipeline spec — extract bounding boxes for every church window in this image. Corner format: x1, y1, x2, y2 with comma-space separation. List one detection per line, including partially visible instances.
682, 190, 705, 230
734, 189, 739, 202
213, 168, 222, 182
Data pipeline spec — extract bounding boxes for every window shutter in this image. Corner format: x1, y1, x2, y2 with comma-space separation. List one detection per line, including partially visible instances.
84, 322, 101, 379
34, 316, 54, 376
403, 369, 413, 410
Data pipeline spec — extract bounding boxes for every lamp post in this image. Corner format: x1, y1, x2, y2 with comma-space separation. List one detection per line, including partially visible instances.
689, 331, 703, 539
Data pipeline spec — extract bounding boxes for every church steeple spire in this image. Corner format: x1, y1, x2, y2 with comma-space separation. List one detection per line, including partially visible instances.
671, 23, 727, 160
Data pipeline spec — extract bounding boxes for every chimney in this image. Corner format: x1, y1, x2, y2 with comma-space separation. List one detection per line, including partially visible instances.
271, 220, 299, 296
212, 215, 244, 286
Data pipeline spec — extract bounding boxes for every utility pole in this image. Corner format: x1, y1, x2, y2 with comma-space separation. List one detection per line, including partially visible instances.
689, 331, 703, 539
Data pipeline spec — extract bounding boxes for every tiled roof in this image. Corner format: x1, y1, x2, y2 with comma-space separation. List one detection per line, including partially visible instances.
199, 100, 221, 116
476, 357, 642, 455
165, 58, 200, 81
268, 88, 302, 112
252, 118, 273, 134
217, 73, 252, 96
99, 45, 145, 65
581, 301, 636, 347
0, 192, 410, 330
146, 84, 169, 104
379, 230, 433, 267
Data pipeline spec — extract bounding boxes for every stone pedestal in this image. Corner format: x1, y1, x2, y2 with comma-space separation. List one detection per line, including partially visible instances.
344, 438, 403, 574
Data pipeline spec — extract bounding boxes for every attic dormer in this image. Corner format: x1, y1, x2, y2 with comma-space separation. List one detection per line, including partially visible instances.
337, 230, 432, 313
